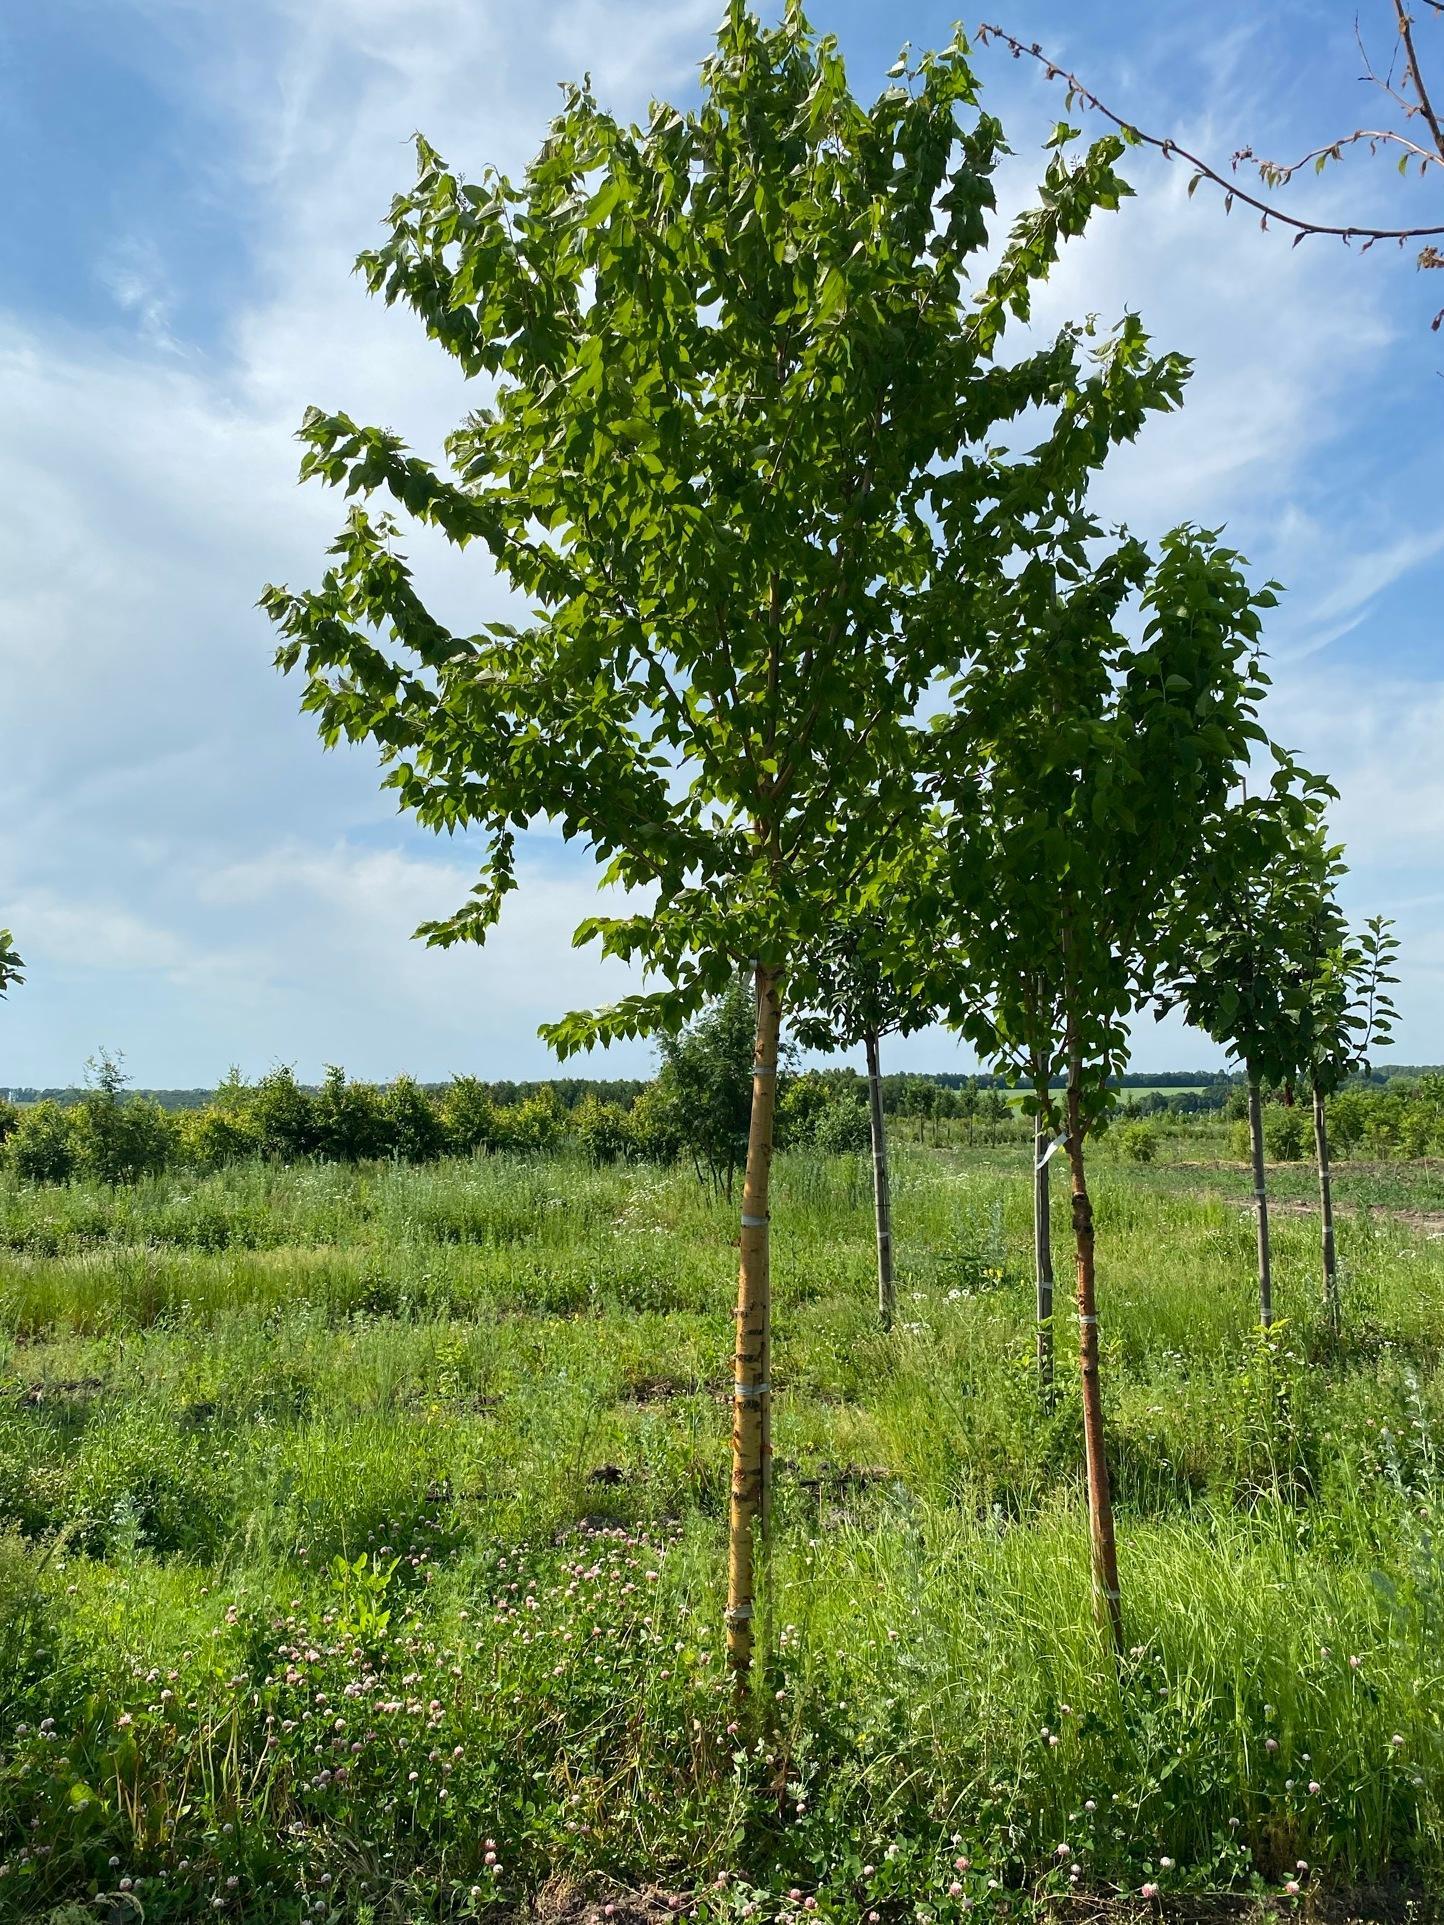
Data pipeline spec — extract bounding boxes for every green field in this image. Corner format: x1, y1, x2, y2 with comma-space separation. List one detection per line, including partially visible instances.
3, 1139, 1444, 1922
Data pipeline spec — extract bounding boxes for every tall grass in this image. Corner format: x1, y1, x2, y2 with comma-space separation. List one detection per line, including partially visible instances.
2, 1143, 1444, 1919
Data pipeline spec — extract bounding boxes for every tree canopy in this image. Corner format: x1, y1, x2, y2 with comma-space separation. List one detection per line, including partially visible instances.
263, 2, 1189, 1055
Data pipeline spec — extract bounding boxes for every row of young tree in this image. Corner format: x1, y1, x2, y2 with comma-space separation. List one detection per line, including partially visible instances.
256, 6, 1400, 1682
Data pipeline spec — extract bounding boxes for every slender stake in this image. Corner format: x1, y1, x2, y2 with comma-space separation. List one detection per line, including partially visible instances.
864, 1028, 895, 1331
1065, 1080, 1124, 1654
1034, 1115, 1055, 1390
1314, 1080, 1339, 1335
726, 964, 782, 1688
1248, 1079, 1273, 1327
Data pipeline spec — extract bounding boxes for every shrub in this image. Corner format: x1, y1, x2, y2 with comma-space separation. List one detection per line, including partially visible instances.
655, 977, 756, 1194
252, 1066, 318, 1161
573, 1095, 632, 1166
1262, 1104, 1307, 1162
440, 1076, 503, 1155
383, 1075, 447, 1162
314, 1066, 390, 1162
1116, 1120, 1158, 1164
176, 1102, 261, 1171
776, 1071, 834, 1149
812, 1095, 872, 1154
627, 1082, 682, 1164
67, 1050, 176, 1184
0, 1097, 19, 1144
505, 1087, 566, 1155
5, 1101, 77, 1183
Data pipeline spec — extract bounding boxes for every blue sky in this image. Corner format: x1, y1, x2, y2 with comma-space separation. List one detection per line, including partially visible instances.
0, 0, 1440, 1087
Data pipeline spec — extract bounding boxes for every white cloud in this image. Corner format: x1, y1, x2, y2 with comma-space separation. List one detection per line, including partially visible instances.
3, 0, 1443, 1080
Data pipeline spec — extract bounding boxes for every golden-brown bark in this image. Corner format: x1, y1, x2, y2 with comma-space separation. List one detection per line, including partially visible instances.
726, 964, 783, 1686
1065, 1080, 1123, 1654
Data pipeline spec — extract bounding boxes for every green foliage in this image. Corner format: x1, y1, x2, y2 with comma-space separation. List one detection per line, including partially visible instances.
626, 1081, 684, 1165
1115, 1119, 1158, 1163
381, 1073, 447, 1162
946, 526, 1282, 1140
0, 927, 23, 999
503, 1086, 565, 1155
251, 1066, 319, 1162
176, 1100, 261, 1171
313, 1065, 390, 1162
3, 1144, 1444, 1913
1165, 809, 1397, 1106
1263, 1103, 1308, 1162
6, 1100, 77, 1184
0, 1099, 19, 1145
655, 977, 757, 1196
438, 1075, 503, 1155
264, 4, 1189, 1060
810, 1090, 872, 1154
572, 1094, 632, 1166
76, 1096, 176, 1185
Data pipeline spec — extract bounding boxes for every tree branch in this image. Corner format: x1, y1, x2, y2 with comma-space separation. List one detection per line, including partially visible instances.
1396, 0, 1444, 160
975, 21, 1444, 246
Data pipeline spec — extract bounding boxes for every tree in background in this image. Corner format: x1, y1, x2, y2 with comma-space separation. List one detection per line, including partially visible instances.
252, 1067, 320, 1164
1240, 817, 1401, 1329
1300, 910, 1400, 1328
383, 1074, 449, 1163
978, 4, 1444, 332
654, 976, 758, 1201
1162, 789, 1335, 1328
71, 1048, 175, 1185
264, 4, 1188, 1685
944, 526, 1283, 1652
792, 896, 961, 1329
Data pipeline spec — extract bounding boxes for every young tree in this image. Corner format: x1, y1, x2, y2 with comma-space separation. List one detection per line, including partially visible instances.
1306, 915, 1399, 1327
655, 975, 759, 1200
791, 900, 959, 1329
264, 3, 1192, 1683
941, 526, 1282, 1651
1162, 789, 1334, 1328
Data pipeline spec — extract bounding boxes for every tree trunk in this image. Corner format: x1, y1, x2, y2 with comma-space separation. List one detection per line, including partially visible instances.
864, 1029, 895, 1332
726, 964, 782, 1687
1064, 1080, 1124, 1654
1034, 1114, 1055, 1390
1248, 1079, 1273, 1328
1314, 1081, 1339, 1334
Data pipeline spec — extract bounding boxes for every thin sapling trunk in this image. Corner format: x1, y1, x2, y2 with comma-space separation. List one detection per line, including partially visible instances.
1065, 1076, 1124, 1654
1248, 1078, 1273, 1327
1314, 1080, 1339, 1333
1034, 1114, 1055, 1390
727, 965, 782, 1687
864, 1028, 895, 1331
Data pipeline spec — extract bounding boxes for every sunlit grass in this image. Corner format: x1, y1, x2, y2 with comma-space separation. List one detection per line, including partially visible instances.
2, 1142, 1443, 1919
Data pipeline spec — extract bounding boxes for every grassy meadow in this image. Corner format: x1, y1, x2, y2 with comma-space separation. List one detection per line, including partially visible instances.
3, 1134, 1444, 1922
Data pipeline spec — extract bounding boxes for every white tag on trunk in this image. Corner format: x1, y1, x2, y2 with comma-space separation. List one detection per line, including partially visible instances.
1035, 1130, 1067, 1171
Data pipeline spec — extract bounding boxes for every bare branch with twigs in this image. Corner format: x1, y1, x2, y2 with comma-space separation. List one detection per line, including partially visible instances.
975, 10, 1444, 329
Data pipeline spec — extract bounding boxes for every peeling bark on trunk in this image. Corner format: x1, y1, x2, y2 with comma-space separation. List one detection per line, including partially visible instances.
726, 965, 782, 1687
1034, 1116, 1054, 1390
1314, 1081, 1339, 1334
864, 1028, 895, 1331
1248, 1079, 1273, 1328
1065, 1080, 1124, 1655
